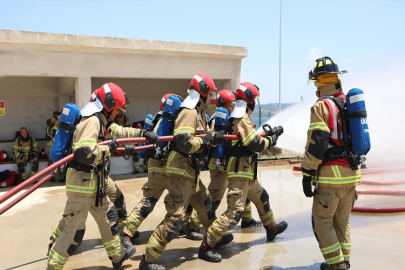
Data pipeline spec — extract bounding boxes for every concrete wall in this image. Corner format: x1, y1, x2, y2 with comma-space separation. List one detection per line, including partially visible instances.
0, 76, 60, 140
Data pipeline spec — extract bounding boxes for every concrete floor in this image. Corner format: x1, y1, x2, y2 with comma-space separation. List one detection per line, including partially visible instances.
0, 164, 404, 270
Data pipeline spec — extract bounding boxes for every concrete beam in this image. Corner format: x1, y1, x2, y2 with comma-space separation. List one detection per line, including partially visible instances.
0, 30, 248, 60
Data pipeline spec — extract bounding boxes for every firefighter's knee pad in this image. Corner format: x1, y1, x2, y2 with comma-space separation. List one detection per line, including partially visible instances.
114, 193, 127, 218
133, 152, 139, 162
166, 219, 184, 243
228, 211, 244, 230
32, 160, 39, 171
140, 197, 158, 218
204, 193, 213, 210
207, 199, 221, 220
107, 206, 119, 236
186, 203, 194, 214
67, 229, 85, 256
260, 189, 270, 212
17, 162, 25, 173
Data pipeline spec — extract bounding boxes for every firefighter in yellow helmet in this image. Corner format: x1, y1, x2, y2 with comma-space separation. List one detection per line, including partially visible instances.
46, 83, 158, 270
303, 57, 361, 270
198, 82, 288, 263
46, 111, 61, 182
13, 127, 39, 181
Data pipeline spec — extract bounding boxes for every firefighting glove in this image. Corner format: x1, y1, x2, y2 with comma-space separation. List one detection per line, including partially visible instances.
125, 145, 136, 155
29, 151, 37, 160
302, 168, 315, 198
108, 137, 118, 152
267, 135, 278, 147
141, 130, 159, 144
201, 132, 213, 148
212, 131, 225, 145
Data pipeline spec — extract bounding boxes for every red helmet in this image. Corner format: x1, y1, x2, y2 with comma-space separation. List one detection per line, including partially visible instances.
96, 83, 129, 112
216, 89, 235, 108
90, 88, 99, 102
189, 73, 217, 98
235, 82, 260, 104
160, 93, 175, 110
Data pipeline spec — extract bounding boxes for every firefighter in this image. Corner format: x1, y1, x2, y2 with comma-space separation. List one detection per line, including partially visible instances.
199, 82, 288, 263
13, 127, 39, 181
46, 111, 61, 182
185, 89, 262, 240
139, 74, 225, 270
47, 89, 135, 254
121, 94, 179, 243
46, 83, 158, 270
303, 57, 361, 270
121, 93, 178, 245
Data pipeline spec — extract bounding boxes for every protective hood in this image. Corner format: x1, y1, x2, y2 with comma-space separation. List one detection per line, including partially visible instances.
181, 89, 200, 109
229, 100, 247, 119
81, 99, 103, 117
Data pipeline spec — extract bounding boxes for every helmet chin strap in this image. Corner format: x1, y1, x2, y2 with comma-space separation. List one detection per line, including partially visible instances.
102, 108, 114, 128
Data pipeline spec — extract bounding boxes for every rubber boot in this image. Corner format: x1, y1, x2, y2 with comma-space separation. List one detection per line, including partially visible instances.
241, 218, 262, 228
214, 233, 234, 249
112, 239, 136, 269
130, 231, 141, 244
139, 254, 165, 270
121, 234, 134, 251
185, 224, 204, 240
198, 237, 222, 263
266, 221, 288, 241
320, 262, 348, 270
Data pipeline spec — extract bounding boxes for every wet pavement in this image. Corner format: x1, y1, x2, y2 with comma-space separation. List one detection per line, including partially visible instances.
1, 164, 404, 269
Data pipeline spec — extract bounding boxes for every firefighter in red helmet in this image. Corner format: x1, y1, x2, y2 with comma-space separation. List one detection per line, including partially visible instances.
47, 83, 158, 270
185, 89, 263, 240
199, 82, 288, 263
139, 73, 224, 270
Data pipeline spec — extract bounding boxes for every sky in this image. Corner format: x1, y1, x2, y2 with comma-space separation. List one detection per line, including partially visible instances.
0, 0, 404, 104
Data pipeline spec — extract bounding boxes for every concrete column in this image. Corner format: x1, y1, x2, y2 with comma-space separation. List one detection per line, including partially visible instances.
58, 96, 69, 110
75, 77, 91, 110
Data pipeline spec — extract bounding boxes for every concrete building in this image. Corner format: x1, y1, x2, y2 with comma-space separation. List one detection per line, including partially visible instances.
0, 30, 247, 174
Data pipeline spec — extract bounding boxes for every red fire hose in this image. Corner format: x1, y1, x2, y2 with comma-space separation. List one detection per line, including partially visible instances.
0, 133, 265, 215
293, 166, 405, 175
292, 167, 405, 213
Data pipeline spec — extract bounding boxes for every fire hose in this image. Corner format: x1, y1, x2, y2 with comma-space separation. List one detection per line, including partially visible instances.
0, 132, 268, 215
293, 166, 405, 213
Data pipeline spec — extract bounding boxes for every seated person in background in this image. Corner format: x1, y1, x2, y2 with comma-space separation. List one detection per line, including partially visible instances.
46, 111, 61, 182
114, 110, 130, 127
13, 127, 39, 181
